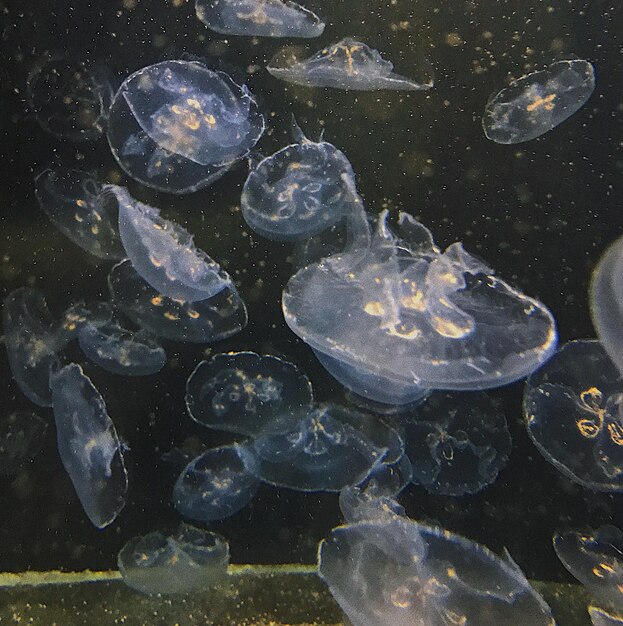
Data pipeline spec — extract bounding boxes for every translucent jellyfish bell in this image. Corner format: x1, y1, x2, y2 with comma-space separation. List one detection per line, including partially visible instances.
34, 168, 125, 260
590, 607, 623, 626
118, 523, 229, 595
404, 392, 512, 496
49, 363, 128, 528
483, 59, 595, 144
319, 515, 555, 626
107, 60, 265, 194
108, 260, 247, 343
108, 185, 233, 302
195, 0, 324, 38
283, 210, 557, 398
267, 37, 433, 91
241, 123, 360, 241
186, 351, 313, 436
0, 412, 48, 476
524, 340, 623, 491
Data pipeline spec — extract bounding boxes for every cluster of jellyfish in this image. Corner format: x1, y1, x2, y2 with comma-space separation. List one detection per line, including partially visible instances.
3, 0, 619, 622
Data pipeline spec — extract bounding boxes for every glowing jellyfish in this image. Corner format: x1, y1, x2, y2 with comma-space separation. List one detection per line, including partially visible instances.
107, 60, 264, 194
267, 37, 433, 91
404, 392, 512, 496
118, 523, 229, 595
590, 607, 623, 626
49, 363, 127, 528
283, 210, 557, 404
26, 55, 113, 142
107, 184, 233, 302
195, 0, 324, 38
0, 412, 48, 476
108, 259, 247, 343
319, 511, 555, 626
524, 340, 623, 491
185, 351, 313, 436
34, 168, 124, 260
483, 59, 595, 144
241, 122, 359, 241
173, 444, 260, 521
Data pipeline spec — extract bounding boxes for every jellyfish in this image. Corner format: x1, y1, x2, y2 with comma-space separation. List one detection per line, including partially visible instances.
0, 412, 48, 476
34, 168, 125, 260
283, 210, 557, 403
267, 37, 433, 91
118, 523, 229, 595
26, 55, 114, 142
173, 444, 260, 521
554, 525, 623, 614
482, 59, 595, 144
195, 0, 324, 38
49, 363, 128, 528
523, 340, 623, 491
318, 511, 555, 626
591, 234, 623, 377
404, 392, 512, 496
108, 259, 247, 343
590, 607, 623, 626
241, 122, 360, 241
185, 351, 313, 436
107, 60, 264, 193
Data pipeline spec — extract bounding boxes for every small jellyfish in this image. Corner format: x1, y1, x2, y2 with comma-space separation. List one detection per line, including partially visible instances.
107, 60, 264, 194
0, 412, 48, 475
267, 37, 433, 91
590, 234, 623, 377
283, 210, 557, 400
590, 606, 623, 626
404, 392, 512, 496
108, 259, 247, 343
77, 303, 166, 376
238, 402, 402, 491
118, 523, 229, 595
195, 0, 324, 38
186, 351, 313, 436
554, 525, 623, 613
49, 363, 128, 528
26, 55, 114, 142
482, 59, 595, 144
107, 184, 233, 302
173, 444, 260, 521
241, 123, 359, 241
34, 168, 125, 260
524, 340, 623, 491
319, 513, 555, 626
3, 287, 72, 407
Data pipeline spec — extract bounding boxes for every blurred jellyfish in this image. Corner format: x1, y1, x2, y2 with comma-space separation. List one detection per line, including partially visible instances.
590, 606, 623, 626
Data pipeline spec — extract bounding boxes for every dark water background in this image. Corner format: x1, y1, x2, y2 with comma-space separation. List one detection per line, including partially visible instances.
0, 0, 621, 584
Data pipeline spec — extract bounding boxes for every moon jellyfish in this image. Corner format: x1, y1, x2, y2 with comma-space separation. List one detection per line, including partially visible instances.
554, 525, 623, 613
483, 59, 595, 144
524, 340, 623, 491
34, 168, 125, 260
186, 351, 313, 436
318, 511, 555, 626
3, 287, 73, 407
77, 304, 166, 376
591, 235, 623, 377
118, 523, 229, 595
0, 412, 48, 476
283, 210, 557, 401
49, 363, 128, 528
267, 37, 433, 91
241, 123, 359, 241
26, 55, 113, 142
404, 392, 512, 496
195, 0, 324, 38
173, 444, 260, 521
238, 402, 402, 491
107, 185, 233, 302
108, 260, 247, 343
591, 607, 623, 626
107, 60, 264, 194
